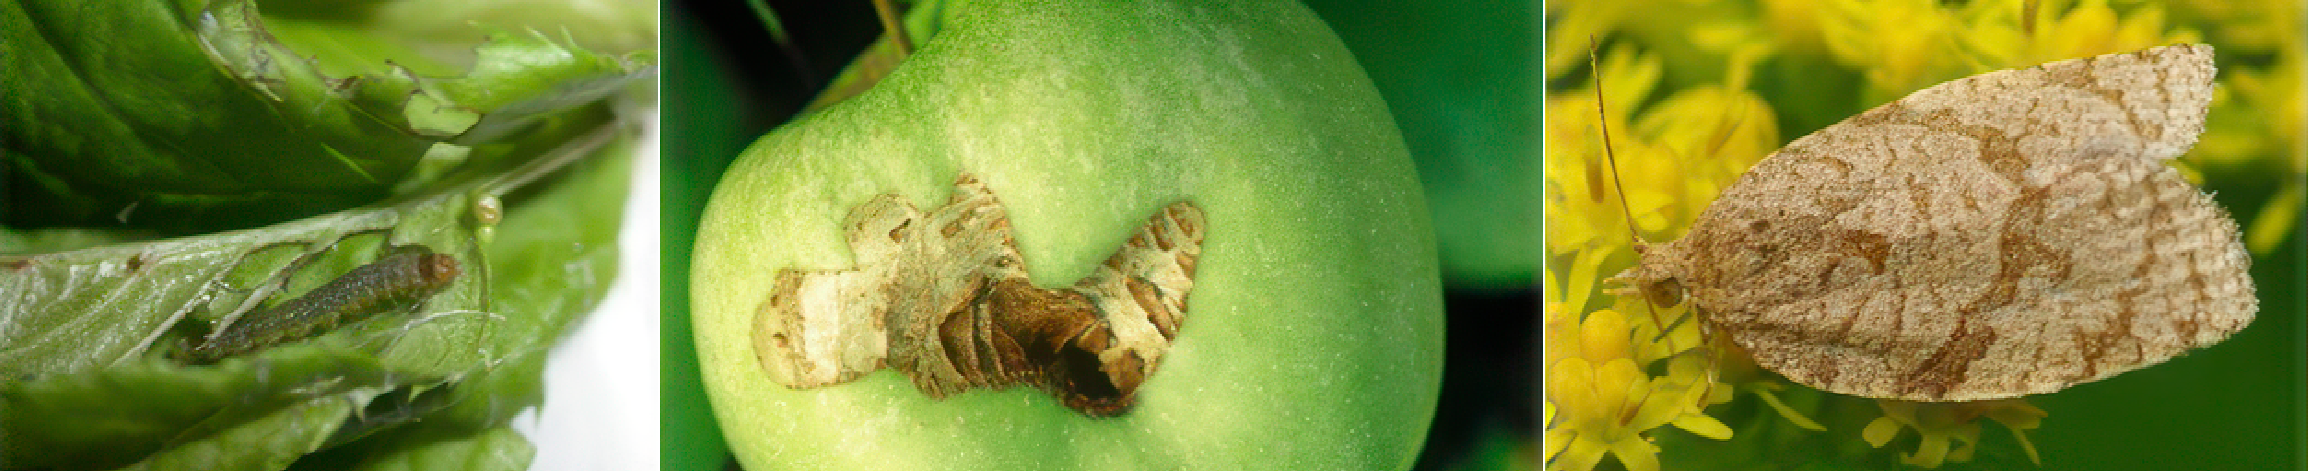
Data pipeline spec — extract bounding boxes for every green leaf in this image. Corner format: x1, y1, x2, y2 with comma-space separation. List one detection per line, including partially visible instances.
294, 424, 535, 471
0, 167, 501, 378
1, 343, 410, 469
799, 0, 963, 111
424, 127, 637, 430
2, 1, 647, 468
120, 394, 362, 471
0, 122, 636, 469
0, 227, 160, 254
1, 0, 650, 231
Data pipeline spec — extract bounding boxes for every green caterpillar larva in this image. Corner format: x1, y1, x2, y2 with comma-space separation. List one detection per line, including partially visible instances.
181, 251, 460, 364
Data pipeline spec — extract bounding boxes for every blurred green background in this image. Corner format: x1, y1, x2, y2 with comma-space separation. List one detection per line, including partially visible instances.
662, 0, 1537, 470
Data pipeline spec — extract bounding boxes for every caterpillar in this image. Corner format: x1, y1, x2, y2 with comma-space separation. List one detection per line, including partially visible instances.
180, 251, 461, 364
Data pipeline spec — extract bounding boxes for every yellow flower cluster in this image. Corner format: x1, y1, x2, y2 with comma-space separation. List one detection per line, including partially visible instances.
1861, 399, 2049, 467
1541, 300, 1730, 471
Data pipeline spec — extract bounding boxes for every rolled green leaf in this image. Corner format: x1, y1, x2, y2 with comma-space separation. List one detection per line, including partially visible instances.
1, 0, 649, 231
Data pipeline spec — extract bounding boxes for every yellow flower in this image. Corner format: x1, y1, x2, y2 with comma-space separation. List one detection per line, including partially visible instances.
1542, 307, 1731, 471
1545, 357, 1663, 471
1816, 0, 1970, 101
1541, 0, 1640, 80
1544, 44, 1662, 266
1760, 0, 1833, 54
1542, 45, 1778, 265
1861, 399, 2048, 468
2195, 25, 2304, 254
2165, 0, 2300, 50
1812, 0, 2198, 102
1544, 41, 1790, 471
1959, 0, 2201, 69
1621, 73, 1779, 240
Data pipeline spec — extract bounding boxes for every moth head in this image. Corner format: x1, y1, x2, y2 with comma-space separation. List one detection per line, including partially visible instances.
1608, 247, 1689, 309
1639, 277, 1685, 308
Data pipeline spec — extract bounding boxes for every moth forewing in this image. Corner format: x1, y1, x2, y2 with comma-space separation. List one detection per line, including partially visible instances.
1618, 44, 2254, 402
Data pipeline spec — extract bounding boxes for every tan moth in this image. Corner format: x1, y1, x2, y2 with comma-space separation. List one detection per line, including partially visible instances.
753, 174, 1203, 416
1607, 44, 2256, 402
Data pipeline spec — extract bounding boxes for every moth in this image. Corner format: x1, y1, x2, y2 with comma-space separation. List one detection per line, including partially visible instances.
754, 174, 1204, 416
1610, 44, 2256, 402
179, 250, 462, 364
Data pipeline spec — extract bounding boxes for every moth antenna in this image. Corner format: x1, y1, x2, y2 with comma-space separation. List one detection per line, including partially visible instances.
1588, 36, 1678, 353
2022, 0, 2040, 38
1701, 99, 1751, 159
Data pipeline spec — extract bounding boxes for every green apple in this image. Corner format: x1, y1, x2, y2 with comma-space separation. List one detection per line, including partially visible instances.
691, 0, 1444, 469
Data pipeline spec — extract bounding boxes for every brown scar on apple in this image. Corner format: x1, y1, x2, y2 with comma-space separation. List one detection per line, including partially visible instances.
754, 173, 1204, 417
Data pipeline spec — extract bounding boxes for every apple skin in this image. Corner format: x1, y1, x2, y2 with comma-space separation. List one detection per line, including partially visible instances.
690, 0, 1444, 469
